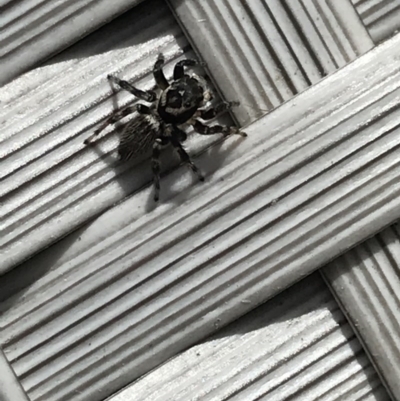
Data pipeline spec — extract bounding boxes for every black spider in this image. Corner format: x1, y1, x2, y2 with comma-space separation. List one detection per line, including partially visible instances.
84, 53, 246, 201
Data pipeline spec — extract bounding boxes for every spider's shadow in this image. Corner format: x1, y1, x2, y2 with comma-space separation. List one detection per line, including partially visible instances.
143, 132, 246, 212
91, 121, 244, 214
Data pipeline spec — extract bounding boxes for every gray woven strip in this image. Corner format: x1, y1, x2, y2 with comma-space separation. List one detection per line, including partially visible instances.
322, 225, 400, 400
352, 0, 400, 43
110, 274, 390, 401
167, 0, 373, 125
0, 349, 30, 401
0, 0, 144, 86
2, 32, 400, 401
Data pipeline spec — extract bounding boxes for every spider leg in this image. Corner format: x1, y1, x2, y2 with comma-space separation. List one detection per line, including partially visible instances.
170, 133, 204, 181
108, 75, 156, 102
199, 101, 240, 120
192, 120, 247, 137
84, 103, 146, 144
173, 58, 204, 80
171, 125, 187, 142
136, 104, 153, 115
152, 136, 170, 202
153, 53, 169, 90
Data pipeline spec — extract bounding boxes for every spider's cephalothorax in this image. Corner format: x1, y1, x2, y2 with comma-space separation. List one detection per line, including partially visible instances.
84, 53, 246, 201
158, 75, 207, 124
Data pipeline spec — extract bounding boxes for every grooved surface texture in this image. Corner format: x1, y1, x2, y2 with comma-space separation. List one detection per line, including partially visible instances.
0, 0, 372, 276
111, 274, 390, 401
322, 224, 400, 401
352, 0, 400, 43
0, 349, 30, 401
2, 32, 400, 401
0, 0, 144, 86
0, 0, 225, 275
167, 0, 374, 125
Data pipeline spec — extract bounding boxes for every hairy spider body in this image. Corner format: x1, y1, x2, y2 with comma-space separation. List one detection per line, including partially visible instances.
84, 54, 246, 201
117, 114, 163, 161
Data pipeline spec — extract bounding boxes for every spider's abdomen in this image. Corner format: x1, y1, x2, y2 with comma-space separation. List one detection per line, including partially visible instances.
157, 76, 204, 125
118, 114, 162, 160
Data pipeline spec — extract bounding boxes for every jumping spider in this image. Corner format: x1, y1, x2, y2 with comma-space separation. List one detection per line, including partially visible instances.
84, 53, 246, 201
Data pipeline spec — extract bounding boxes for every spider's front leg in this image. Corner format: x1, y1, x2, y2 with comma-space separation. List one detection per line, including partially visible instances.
192, 120, 247, 138
153, 54, 169, 90
107, 75, 156, 102
173, 58, 206, 80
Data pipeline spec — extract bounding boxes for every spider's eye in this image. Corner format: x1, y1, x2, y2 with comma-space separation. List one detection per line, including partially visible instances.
168, 94, 181, 108
184, 101, 192, 108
